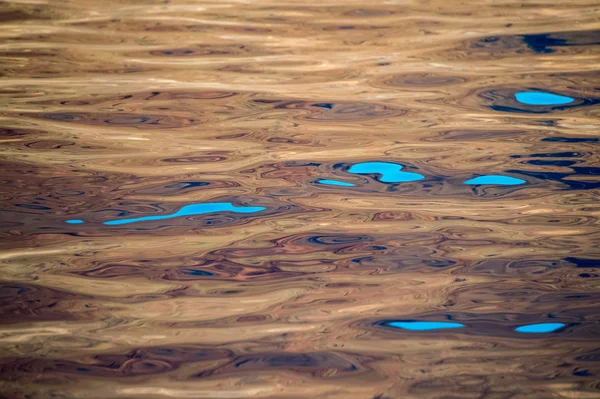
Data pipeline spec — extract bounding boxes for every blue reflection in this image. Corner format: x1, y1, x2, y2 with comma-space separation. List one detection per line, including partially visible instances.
515, 323, 566, 333
66, 219, 84, 224
348, 162, 424, 182
104, 202, 266, 225
465, 175, 525, 185
387, 321, 465, 331
182, 269, 214, 276
317, 179, 355, 187
515, 91, 574, 105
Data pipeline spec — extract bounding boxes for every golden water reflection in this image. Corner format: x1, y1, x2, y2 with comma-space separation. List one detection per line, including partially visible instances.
1, 1, 599, 398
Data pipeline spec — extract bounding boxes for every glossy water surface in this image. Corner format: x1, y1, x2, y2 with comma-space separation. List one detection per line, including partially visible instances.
516, 323, 567, 333
1, 1, 599, 399
317, 179, 356, 187
386, 321, 465, 331
103, 202, 266, 226
348, 162, 425, 182
515, 91, 575, 105
465, 175, 526, 185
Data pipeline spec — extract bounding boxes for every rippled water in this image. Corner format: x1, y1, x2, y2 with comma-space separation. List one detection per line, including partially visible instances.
1, 1, 599, 398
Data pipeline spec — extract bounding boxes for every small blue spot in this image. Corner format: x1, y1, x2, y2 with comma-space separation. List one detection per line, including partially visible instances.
387, 321, 465, 331
348, 162, 424, 183
465, 175, 526, 185
66, 219, 84, 224
317, 179, 355, 187
104, 202, 265, 226
573, 369, 592, 377
515, 323, 566, 333
182, 269, 214, 276
515, 91, 574, 105
312, 103, 334, 109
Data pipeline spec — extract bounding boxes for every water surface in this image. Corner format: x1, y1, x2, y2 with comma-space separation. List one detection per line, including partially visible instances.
103, 202, 266, 226
0, 1, 598, 399
515, 323, 567, 333
465, 175, 526, 185
317, 179, 356, 187
515, 91, 574, 105
348, 162, 425, 182
386, 321, 465, 331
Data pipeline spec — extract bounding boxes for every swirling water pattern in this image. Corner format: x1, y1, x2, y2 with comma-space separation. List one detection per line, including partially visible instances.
0, 1, 599, 399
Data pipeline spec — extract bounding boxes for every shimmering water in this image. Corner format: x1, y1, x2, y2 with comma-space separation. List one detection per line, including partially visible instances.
348, 162, 425, 182
317, 179, 356, 187
515, 323, 567, 334
464, 175, 526, 185
515, 91, 575, 106
385, 321, 466, 331
103, 202, 266, 226
0, 1, 599, 398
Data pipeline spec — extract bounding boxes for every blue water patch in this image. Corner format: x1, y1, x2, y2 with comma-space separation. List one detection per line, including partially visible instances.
515, 323, 566, 333
317, 179, 355, 187
515, 91, 574, 105
564, 257, 599, 268
348, 162, 424, 183
579, 273, 598, 278
465, 175, 525, 185
573, 369, 592, 377
506, 168, 599, 190
542, 137, 598, 143
104, 202, 266, 226
182, 269, 214, 276
387, 321, 465, 331
66, 219, 84, 224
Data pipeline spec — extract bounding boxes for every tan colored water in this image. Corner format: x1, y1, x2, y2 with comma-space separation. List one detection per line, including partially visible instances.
1, 1, 599, 398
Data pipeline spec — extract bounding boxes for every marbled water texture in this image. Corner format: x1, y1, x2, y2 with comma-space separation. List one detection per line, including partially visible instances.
1, 1, 599, 399
70, 171, 527, 226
